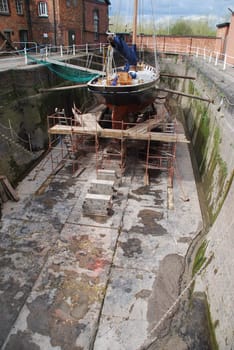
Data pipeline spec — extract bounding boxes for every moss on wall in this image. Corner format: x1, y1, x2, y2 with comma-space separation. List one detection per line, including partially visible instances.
193, 107, 210, 169
0, 66, 90, 184
202, 126, 228, 222
163, 65, 230, 224
206, 300, 219, 350
192, 240, 207, 276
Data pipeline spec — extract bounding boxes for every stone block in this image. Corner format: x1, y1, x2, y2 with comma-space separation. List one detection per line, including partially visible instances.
88, 179, 115, 195
97, 169, 117, 182
82, 193, 112, 216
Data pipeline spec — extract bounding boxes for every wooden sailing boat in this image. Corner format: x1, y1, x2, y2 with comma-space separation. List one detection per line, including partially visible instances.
87, 0, 160, 129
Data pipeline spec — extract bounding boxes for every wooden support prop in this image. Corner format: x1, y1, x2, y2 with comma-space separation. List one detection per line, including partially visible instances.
39, 84, 87, 92
0, 39, 7, 51
156, 87, 214, 103
0, 176, 19, 201
160, 73, 196, 80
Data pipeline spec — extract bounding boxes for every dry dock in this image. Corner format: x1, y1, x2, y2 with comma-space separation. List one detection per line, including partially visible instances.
0, 134, 202, 349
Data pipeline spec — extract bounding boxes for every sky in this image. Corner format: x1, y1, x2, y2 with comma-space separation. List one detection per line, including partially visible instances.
109, 0, 234, 29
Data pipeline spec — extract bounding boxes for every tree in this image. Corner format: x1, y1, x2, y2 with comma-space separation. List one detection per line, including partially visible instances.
170, 20, 193, 35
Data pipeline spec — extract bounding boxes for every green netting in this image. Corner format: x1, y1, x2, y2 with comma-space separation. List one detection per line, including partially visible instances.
27, 54, 99, 83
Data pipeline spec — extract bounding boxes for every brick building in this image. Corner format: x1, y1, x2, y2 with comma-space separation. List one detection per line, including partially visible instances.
0, 0, 110, 49
216, 13, 234, 64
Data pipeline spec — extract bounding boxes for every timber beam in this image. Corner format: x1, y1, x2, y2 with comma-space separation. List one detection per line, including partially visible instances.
156, 87, 214, 103
48, 124, 189, 143
160, 73, 196, 80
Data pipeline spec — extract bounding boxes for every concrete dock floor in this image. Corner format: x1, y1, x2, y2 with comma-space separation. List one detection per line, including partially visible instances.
0, 140, 202, 350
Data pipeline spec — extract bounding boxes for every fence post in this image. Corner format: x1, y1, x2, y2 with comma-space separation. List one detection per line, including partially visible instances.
209, 52, 212, 63
223, 54, 227, 70
73, 44, 75, 56
24, 47, 28, 65
215, 52, 218, 66
60, 45, 63, 57
86, 43, 88, 55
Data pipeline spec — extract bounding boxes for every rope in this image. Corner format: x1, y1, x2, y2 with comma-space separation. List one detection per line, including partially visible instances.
139, 253, 214, 350
0, 131, 34, 156
0, 122, 29, 145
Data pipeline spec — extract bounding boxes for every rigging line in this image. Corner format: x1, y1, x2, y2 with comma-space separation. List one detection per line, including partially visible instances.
114, 0, 124, 33
139, 0, 143, 35
150, 0, 159, 70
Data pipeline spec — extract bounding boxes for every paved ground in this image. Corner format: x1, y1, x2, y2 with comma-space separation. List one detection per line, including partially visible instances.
0, 134, 202, 349
190, 56, 234, 106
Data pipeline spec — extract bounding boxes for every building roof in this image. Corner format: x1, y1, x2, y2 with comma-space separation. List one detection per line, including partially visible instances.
216, 22, 230, 28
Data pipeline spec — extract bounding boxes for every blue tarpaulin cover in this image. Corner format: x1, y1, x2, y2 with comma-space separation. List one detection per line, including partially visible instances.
111, 35, 137, 69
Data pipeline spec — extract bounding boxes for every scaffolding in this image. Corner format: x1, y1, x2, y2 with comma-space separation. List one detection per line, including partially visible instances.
142, 121, 177, 186
47, 109, 188, 185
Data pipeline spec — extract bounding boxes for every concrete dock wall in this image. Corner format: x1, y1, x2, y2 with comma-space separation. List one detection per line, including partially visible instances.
161, 56, 234, 348
0, 66, 90, 184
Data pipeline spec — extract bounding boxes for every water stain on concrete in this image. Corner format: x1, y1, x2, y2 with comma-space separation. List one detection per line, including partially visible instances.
147, 254, 184, 335
24, 272, 97, 349
5, 331, 40, 350
68, 235, 109, 271
119, 238, 142, 257
27, 294, 86, 349
27, 294, 50, 336
0, 279, 30, 347
129, 209, 167, 236
135, 289, 151, 299
132, 186, 162, 197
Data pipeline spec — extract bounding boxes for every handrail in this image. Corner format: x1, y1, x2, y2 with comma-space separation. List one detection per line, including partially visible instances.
13, 41, 38, 53
1, 40, 234, 72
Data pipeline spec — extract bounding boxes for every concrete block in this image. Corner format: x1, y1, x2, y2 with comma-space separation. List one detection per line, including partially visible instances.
88, 179, 115, 195
82, 193, 112, 216
97, 169, 117, 182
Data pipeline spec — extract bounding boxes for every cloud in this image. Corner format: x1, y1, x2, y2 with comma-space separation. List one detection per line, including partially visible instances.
109, 0, 233, 25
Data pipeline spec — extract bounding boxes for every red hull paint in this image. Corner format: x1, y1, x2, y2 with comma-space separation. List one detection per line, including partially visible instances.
108, 100, 155, 129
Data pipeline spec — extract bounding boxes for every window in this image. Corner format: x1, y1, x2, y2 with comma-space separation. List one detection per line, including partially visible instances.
93, 10, 99, 40
38, 2, 48, 17
0, 0, 9, 14
66, 0, 77, 8
15, 0, 23, 14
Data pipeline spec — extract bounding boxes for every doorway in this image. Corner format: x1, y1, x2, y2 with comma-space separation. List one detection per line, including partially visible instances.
19, 30, 28, 49
68, 30, 76, 46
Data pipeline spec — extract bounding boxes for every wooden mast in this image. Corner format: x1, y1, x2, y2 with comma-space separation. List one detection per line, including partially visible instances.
132, 0, 138, 45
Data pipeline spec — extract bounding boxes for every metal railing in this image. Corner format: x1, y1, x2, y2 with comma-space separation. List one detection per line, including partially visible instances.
144, 41, 234, 71
1, 40, 234, 72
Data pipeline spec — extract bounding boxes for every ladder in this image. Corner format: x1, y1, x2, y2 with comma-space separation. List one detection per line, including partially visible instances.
55, 108, 75, 159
